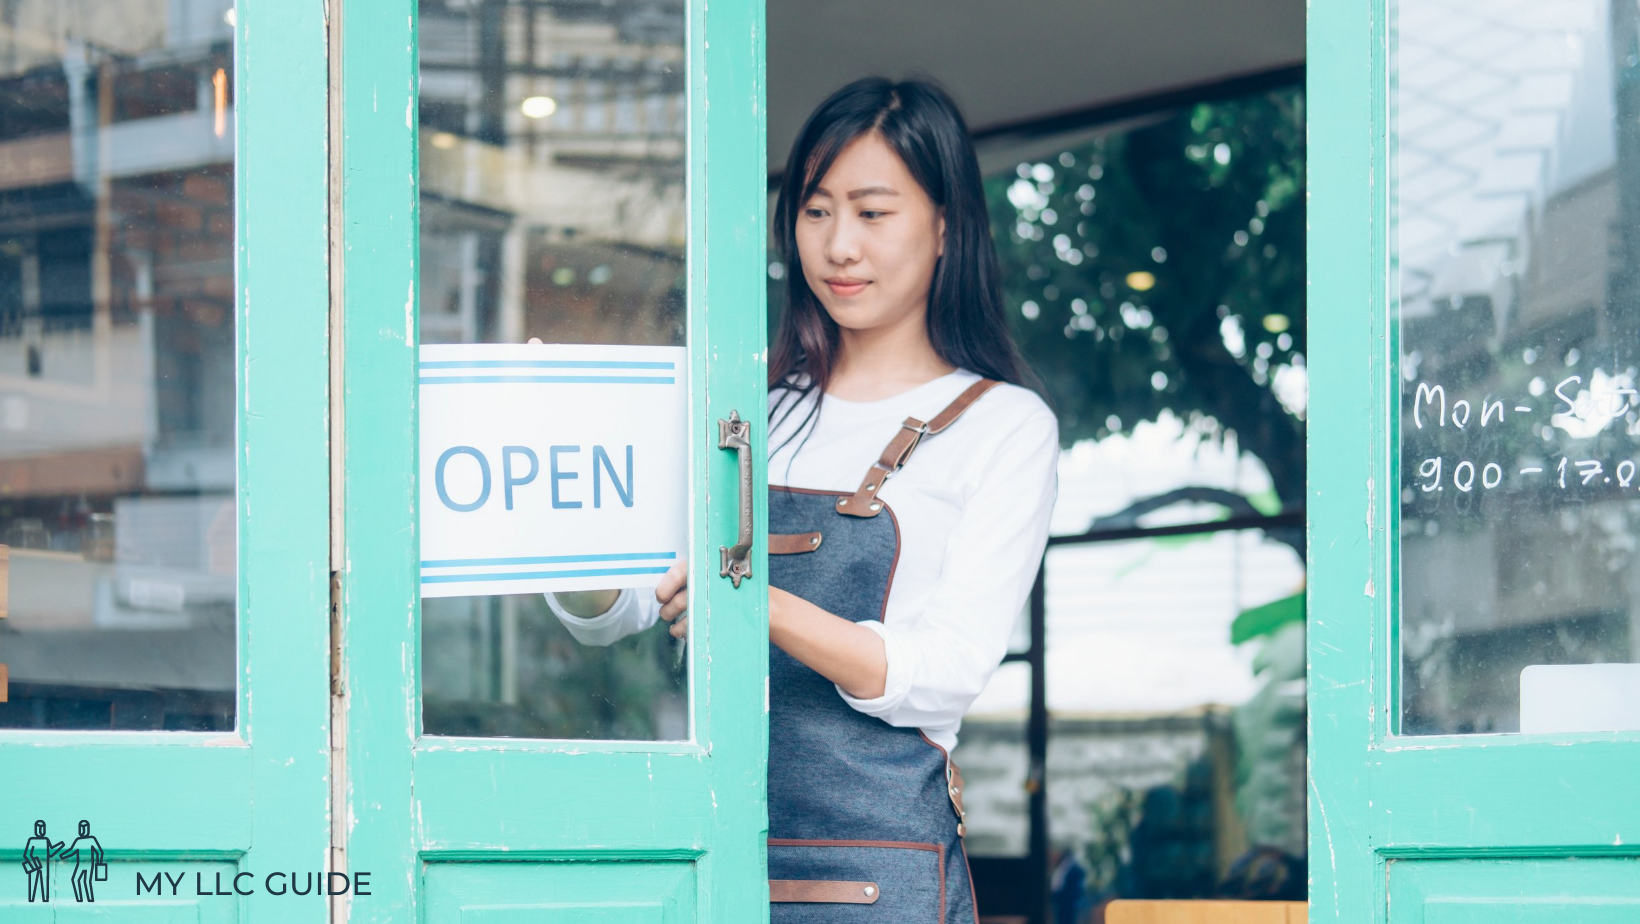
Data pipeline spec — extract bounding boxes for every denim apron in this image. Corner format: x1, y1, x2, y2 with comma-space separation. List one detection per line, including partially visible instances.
766, 379, 998, 924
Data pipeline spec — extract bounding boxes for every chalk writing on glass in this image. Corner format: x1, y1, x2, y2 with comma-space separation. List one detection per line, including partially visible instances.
1406, 370, 1640, 497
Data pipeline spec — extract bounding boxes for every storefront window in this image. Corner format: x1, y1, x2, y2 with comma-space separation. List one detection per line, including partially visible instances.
0, 1, 237, 731
417, 0, 688, 740
1396, 1, 1640, 734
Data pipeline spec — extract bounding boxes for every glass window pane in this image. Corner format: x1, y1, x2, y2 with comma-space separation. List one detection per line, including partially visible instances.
1395, 1, 1640, 735
0, 2, 237, 731
417, 0, 687, 740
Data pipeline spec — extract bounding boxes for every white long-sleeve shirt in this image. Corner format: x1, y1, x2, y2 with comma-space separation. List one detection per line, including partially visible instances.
545, 368, 1060, 751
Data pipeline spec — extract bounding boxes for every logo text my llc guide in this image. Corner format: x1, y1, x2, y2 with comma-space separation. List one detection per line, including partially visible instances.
23, 820, 372, 903
138, 870, 374, 897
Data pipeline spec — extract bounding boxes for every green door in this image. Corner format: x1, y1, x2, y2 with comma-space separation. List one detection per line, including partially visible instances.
0, 0, 329, 920
1310, 0, 1640, 919
335, 0, 769, 919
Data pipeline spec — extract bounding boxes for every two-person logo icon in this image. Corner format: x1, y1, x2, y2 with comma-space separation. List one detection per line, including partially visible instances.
22, 819, 104, 903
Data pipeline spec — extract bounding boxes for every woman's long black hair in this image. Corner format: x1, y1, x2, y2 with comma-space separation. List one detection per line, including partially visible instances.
768, 77, 1037, 454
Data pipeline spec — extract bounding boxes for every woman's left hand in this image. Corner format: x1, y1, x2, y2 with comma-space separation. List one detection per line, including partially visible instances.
656, 559, 689, 638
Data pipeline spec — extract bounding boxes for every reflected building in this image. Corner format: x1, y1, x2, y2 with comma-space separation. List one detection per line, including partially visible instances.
417, 0, 685, 348
0, 0, 237, 730
1397, 0, 1640, 733
415, 0, 690, 739
0, 0, 694, 736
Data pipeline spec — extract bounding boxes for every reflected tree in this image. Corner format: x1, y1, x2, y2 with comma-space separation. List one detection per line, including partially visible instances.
988, 88, 1306, 516
986, 88, 1311, 882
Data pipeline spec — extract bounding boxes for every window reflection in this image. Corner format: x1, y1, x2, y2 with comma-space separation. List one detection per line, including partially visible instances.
0, 1, 237, 731
417, 0, 687, 740
1397, 0, 1640, 734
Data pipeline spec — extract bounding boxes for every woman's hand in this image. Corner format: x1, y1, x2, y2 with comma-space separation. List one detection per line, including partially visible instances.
656, 558, 689, 638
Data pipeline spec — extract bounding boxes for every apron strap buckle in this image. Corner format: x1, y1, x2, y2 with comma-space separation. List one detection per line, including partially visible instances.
836, 419, 927, 517
835, 379, 1000, 519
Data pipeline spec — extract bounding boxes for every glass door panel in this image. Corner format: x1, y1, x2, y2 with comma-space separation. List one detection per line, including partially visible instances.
1310, 0, 1640, 918
0, 1, 330, 920
340, 0, 766, 919
0, 0, 237, 732
1394, 0, 1640, 736
416, 0, 689, 741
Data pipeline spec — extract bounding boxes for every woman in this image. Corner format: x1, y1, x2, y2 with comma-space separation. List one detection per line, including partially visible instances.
549, 76, 1059, 922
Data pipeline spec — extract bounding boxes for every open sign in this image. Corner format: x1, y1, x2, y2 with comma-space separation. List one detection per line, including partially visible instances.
417, 343, 689, 598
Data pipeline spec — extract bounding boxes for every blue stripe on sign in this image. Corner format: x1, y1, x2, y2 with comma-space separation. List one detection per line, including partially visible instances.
421, 552, 676, 568
422, 566, 672, 583
419, 375, 675, 385
420, 360, 675, 370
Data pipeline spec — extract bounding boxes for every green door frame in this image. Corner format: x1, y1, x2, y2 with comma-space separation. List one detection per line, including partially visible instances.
1308, 1, 1640, 919
336, 0, 770, 919
0, 1, 331, 919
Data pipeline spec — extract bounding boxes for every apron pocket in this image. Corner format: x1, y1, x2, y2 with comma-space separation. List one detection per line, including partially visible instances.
768, 838, 944, 923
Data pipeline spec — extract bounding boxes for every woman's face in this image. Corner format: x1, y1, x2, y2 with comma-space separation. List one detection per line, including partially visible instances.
795, 131, 944, 338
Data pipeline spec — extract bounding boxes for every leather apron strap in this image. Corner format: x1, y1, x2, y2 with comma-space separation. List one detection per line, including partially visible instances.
835, 377, 1000, 518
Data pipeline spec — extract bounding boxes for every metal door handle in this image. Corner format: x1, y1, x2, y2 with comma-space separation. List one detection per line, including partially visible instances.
718, 410, 753, 587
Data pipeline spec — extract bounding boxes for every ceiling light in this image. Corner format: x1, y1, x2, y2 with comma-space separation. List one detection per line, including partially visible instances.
521, 96, 558, 119
1125, 271, 1156, 292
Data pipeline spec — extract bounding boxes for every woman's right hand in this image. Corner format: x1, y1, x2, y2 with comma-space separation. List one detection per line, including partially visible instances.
656, 559, 689, 638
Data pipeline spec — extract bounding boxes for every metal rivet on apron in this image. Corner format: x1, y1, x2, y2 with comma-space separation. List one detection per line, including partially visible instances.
837, 498, 848, 506
866, 483, 877, 491
863, 885, 877, 898
810, 536, 820, 545
869, 502, 881, 511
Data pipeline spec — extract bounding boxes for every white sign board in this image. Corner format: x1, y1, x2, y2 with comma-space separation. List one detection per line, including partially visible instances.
1520, 663, 1640, 734
419, 343, 688, 598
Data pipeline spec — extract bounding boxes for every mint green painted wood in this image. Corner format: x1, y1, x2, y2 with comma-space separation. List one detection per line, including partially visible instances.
0, 743, 250, 848
234, 0, 334, 917
0, 1, 330, 917
339, 1, 767, 921
1389, 858, 1640, 923
1306, 0, 1384, 915
424, 860, 694, 922
686, 0, 772, 920
0, 860, 242, 922
1309, 1, 1640, 920
336, 0, 421, 920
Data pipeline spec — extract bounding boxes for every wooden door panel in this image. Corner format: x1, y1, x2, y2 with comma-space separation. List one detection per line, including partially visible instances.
0, 0, 329, 918
1389, 859, 1640, 924
338, 0, 767, 918
423, 860, 695, 923
1309, 0, 1640, 920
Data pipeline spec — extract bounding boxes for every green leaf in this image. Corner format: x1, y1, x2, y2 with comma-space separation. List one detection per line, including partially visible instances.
1231, 591, 1304, 645
1245, 486, 1282, 516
